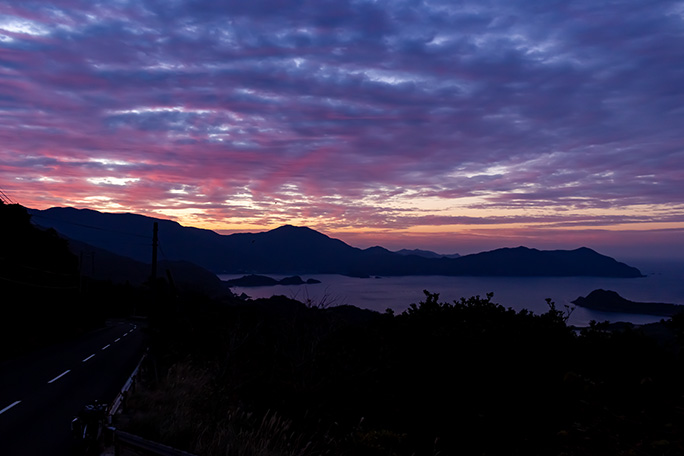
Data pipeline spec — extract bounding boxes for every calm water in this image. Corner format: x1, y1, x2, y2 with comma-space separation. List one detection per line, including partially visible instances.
219, 260, 684, 327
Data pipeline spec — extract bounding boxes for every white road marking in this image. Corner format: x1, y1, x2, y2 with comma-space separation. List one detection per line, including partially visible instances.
47, 370, 70, 384
122, 333, 128, 337
114, 338, 121, 343
101, 344, 111, 351
82, 354, 95, 362
0, 400, 21, 415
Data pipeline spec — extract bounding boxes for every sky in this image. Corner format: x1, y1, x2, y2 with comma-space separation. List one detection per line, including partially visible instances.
1, 0, 683, 260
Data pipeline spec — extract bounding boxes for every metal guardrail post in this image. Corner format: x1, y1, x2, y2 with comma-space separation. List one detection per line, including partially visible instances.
105, 348, 199, 455
108, 350, 147, 420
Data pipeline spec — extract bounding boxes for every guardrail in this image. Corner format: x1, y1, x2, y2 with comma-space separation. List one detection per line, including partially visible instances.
107, 350, 147, 423
103, 350, 198, 456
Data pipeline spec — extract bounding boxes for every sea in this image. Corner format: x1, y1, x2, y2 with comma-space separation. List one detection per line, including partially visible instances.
218, 259, 684, 327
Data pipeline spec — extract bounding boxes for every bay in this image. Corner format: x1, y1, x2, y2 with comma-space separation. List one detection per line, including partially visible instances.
219, 259, 684, 327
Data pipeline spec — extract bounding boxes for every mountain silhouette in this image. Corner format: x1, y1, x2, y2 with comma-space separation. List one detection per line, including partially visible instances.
394, 249, 461, 259
223, 274, 322, 287
29, 207, 644, 278
572, 289, 683, 316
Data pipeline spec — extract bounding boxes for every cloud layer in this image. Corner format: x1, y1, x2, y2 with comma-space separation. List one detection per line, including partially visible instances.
1, 0, 683, 256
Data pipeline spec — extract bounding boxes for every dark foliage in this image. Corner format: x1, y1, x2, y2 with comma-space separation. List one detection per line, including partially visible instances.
1, 203, 84, 357
0, 203, 147, 358
131, 288, 684, 456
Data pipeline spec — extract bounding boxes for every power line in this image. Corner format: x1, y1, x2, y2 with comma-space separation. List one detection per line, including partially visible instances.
30, 212, 151, 241
0, 274, 78, 290
0, 257, 79, 278
0, 186, 16, 205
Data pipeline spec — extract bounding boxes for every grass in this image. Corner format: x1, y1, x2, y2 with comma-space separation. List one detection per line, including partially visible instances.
121, 361, 337, 456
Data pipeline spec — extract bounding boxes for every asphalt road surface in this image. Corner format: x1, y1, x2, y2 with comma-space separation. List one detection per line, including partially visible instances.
0, 320, 147, 455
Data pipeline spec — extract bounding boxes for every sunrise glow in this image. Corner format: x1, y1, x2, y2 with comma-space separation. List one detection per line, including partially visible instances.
1, 0, 683, 259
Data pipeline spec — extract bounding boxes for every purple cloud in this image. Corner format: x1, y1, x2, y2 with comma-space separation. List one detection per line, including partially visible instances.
1, 0, 683, 257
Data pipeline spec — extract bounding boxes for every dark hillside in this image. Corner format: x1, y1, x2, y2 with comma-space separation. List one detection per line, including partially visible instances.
219, 224, 362, 273
30, 207, 228, 270
2, 203, 78, 280
1, 203, 220, 359
0, 203, 93, 358
67, 238, 230, 297
452, 246, 644, 277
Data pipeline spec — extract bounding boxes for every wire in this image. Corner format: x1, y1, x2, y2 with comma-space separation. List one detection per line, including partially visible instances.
157, 239, 169, 262
0, 187, 16, 204
30, 213, 151, 241
0, 257, 78, 277
0, 274, 78, 289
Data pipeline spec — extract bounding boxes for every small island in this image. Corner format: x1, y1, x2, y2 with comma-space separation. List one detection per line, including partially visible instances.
223, 274, 321, 287
572, 289, 684, 317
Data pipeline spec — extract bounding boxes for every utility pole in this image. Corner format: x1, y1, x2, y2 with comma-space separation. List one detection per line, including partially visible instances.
151, 222, 158, 281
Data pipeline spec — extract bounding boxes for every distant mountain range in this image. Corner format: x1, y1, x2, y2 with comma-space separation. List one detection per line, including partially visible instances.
395, 249, 461, 259
29, 207, 644, 278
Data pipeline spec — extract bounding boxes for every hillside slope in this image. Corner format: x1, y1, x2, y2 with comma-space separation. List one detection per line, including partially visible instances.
29, 207, 643, 278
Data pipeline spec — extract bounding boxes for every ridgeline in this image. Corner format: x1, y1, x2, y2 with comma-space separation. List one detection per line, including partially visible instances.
29, 206, 643, 278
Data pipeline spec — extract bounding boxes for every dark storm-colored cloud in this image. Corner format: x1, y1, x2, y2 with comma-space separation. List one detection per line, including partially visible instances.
1, 0, 683, 240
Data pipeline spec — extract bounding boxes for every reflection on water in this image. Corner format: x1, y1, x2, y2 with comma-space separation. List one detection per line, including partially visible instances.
219, 260, 684, 327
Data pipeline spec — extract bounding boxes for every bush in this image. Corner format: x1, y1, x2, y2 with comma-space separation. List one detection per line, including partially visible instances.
124, 290, 684, 455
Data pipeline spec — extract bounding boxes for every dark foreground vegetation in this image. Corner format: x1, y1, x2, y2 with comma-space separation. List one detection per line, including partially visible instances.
121, 289, 684, 456
0, 202, 149, 359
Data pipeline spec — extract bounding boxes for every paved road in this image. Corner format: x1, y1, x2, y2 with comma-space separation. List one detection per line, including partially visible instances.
0, 320, 147, 455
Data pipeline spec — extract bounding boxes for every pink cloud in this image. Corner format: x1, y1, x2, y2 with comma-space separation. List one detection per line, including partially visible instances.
1, 0, 683, 259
